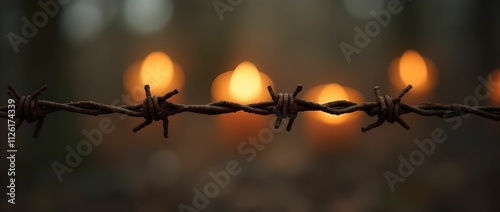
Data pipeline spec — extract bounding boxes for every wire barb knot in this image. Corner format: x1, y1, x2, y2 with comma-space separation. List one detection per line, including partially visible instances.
132, 85, 179, 139
7, 85, 48, 137
2, 83, 499, 140
362, 85, 412, 132
267, 84, 303, 131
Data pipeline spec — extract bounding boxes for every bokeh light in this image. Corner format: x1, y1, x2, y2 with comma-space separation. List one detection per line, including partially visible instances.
60, 1, 103, 44
399, 50, 428, 88
140, 51, 174, 95
389, 50, 438, 95
305, 83, 363, 125
228, 62, 263, 103
124, 0, 174, 34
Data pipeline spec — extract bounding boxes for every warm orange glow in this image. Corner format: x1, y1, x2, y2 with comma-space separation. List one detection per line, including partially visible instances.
228, 62, 262, 102
140, 51, 174, 95
303, 83, 365, 125
496, 90, 500, 99
492, 69, 500, 104
123, 51, 184, 103
210, 62, 274, 141
399, 50, 428, 88
497, 74, 500, 98
211, 62, 272, 104
316, 84, 349, 124
389, 50, 438, 96
304, 84, 364, 148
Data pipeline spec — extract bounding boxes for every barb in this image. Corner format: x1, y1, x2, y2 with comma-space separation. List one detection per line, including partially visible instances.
1, 84, 499, 139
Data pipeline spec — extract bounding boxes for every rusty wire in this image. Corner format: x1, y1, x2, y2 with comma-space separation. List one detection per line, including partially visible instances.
1, 84, 499, 139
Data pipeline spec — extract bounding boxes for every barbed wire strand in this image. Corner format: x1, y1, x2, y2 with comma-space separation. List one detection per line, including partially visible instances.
1, 84, 499, 139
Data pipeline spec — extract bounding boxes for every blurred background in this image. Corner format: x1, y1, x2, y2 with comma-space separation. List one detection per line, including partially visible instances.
1, 0, 500, 211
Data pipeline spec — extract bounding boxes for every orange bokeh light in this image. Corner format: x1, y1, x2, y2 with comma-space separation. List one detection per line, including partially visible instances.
304, 83, 363, 125
389, 50, 437, 94
211, 61, 274, 141
140, 51, 174, 95
399, 50, 428, 88
211, 61, 272, 104
491, 69, 500, 104
123, 51, 183, 103
228, 62, 263, 103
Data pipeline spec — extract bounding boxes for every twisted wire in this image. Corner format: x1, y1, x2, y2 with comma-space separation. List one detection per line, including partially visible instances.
1, 84, 499, 139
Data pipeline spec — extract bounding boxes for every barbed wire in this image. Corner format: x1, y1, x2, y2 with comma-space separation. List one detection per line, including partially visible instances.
1, 84, 499, 139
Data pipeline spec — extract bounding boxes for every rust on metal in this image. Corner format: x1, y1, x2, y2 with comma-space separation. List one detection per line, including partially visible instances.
1, 84, 499, 139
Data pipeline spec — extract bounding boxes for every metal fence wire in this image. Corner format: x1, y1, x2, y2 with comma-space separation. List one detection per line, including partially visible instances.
1, 84, 499, 139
